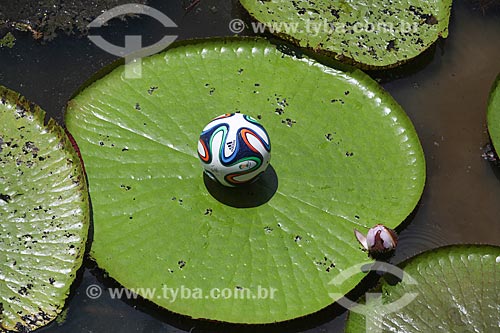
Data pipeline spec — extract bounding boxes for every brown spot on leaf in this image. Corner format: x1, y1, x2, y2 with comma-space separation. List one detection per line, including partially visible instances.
425, 15, 438, 25
0, 194, 11, 203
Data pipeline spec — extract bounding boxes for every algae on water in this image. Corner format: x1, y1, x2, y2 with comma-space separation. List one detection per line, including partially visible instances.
0, 0, 148, 41
0, 32, 16, 48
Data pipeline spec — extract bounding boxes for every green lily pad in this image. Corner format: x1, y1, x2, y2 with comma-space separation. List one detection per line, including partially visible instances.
0, 86, 89, 332
65, 38, 425, 323
345, 245, 500, 332
239, 0, 452, 68
487, 74, 500, 152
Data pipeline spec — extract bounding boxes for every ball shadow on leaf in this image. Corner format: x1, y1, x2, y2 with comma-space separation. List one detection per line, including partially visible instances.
203, 164, 278, 208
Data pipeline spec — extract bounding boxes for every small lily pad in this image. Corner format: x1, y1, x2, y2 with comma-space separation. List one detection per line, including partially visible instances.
0, 86, 89, 332
0, 32, 16, 48
345, 245, 500, 332
65, 38, 425, 323
239, 0, 452, 68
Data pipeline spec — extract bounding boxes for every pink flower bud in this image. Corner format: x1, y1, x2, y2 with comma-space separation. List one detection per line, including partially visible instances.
354, 224, 398, 257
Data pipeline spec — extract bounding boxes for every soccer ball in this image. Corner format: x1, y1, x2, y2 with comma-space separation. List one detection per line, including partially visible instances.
197, 113, 271, 187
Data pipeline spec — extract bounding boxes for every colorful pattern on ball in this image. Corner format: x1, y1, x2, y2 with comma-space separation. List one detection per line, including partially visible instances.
198, 113, 271, 187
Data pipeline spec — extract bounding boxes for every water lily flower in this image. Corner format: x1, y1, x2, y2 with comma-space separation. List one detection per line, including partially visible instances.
354, 224, 398, 257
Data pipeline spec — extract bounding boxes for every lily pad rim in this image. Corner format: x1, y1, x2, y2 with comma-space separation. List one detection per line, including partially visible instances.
344, 243, 500, 325
0, 84, 91, 331
238, 1, 453, 70
487, 73, 500, 152
64, 36, 427, 325
397, 243, 500, 268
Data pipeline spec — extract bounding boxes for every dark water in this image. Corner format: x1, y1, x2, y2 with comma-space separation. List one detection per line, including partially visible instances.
1, 0, 499, 332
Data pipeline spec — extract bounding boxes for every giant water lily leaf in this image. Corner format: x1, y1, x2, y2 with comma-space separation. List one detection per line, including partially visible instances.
0, 86, 89, 332
239, 0, 452, 68
345, 245, 500, 332
65, 38, 425, 323
487, 74, 500, 152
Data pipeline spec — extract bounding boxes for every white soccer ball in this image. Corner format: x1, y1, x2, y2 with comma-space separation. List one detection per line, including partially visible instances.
197, 113, 271, 187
